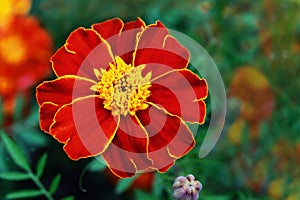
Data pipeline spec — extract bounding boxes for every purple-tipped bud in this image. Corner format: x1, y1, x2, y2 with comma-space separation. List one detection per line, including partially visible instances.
172, 174, 203, 200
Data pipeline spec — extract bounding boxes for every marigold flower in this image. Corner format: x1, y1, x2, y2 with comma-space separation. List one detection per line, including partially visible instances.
172, 174, 202, 200
36, 17, 208, 178
0, 16, 52, 116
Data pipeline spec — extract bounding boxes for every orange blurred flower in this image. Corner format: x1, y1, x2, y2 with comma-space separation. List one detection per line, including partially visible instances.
0, 0, 31, 30
0, 16, 52, 116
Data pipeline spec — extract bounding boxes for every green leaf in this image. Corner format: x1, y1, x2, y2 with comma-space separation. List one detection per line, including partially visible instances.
115, 176, 137, 195
0, 132, 30, 171
49, 174, 61, 195
36, 153, 47, 178
6, 190, 43, 199
60, 196, 75, 200
0, 172, 30, 181
87, 157, 106, 172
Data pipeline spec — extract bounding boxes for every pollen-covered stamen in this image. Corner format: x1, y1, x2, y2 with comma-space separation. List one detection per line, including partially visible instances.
91, 57, 152, 116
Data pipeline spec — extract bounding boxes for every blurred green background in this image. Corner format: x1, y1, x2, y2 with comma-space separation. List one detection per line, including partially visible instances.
0, 0, 299, 199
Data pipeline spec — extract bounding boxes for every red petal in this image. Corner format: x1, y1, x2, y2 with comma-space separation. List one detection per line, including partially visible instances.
96, 18, 146, 65
107, 167, 136, 178
102, 115, 152, 178
50, 96, 118, 160
123, 17, 146, 31
136, 106, 195, 170
52, 28, 113, 79
36, 76, 96, 106
148, 69, 208, 124
39, 102, 59, 132
92, 18, 124, 40
111, 115, 148, 153
134, 21, 190, 78
117, 18, 146, 65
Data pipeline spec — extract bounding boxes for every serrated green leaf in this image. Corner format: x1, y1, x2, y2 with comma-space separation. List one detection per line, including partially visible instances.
6, 189, 43, 199
36, 154, 47, 178
115, 176, 137, 195
60, 196, 75, 200
0, 172, 30, 181
49, 174, 61, 195
0, 132, 30, 171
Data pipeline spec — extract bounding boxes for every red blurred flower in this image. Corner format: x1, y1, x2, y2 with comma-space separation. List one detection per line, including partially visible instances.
0, 16, 52, 116
36, 18, 207, 178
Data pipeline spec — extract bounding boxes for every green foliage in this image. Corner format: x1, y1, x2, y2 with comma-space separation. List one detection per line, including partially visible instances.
0, 132, 30, 172
87, 157, 107, 172
115, 176, 137, 195
36, 153, 48, 178
0, 99, 3, 127
13, 95, 24, 122
0, 131, 73, 200
6, 190, 43, 199
49, 174, 61, 195
60, 196, 75, 200
134, 190, 154, 200
0, 172, 30, 181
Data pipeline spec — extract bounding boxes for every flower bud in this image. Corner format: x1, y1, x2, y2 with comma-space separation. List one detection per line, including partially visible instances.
172, 174, 202, 200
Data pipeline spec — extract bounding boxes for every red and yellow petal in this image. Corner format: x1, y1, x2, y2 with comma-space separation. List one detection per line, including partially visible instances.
93, 18, 146, 65
136, 106, 195, 171
110, 115, 148, 153
123, 17, 146, 31
52, 28, 113, 79
49, 96, 119, 160
111, 18, 146, 65
133, 21, 190, 78
92, 18, 124, 40
148, 69, 208, 124
39, 102, 59, 132
101, 115, 152, 178
36, 75, 96, 106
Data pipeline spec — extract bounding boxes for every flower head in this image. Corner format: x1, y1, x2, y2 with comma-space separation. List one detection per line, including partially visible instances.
36, 17, 208, 178
0, 16, 52, 116
172, 174, 202, 200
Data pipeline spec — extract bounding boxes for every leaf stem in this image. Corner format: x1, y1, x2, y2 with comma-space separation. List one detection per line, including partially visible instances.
28, 171, 55, 200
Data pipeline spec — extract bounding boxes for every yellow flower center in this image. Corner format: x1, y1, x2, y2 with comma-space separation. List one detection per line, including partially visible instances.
91, 57, 152, 116
0, 35, 26, 65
